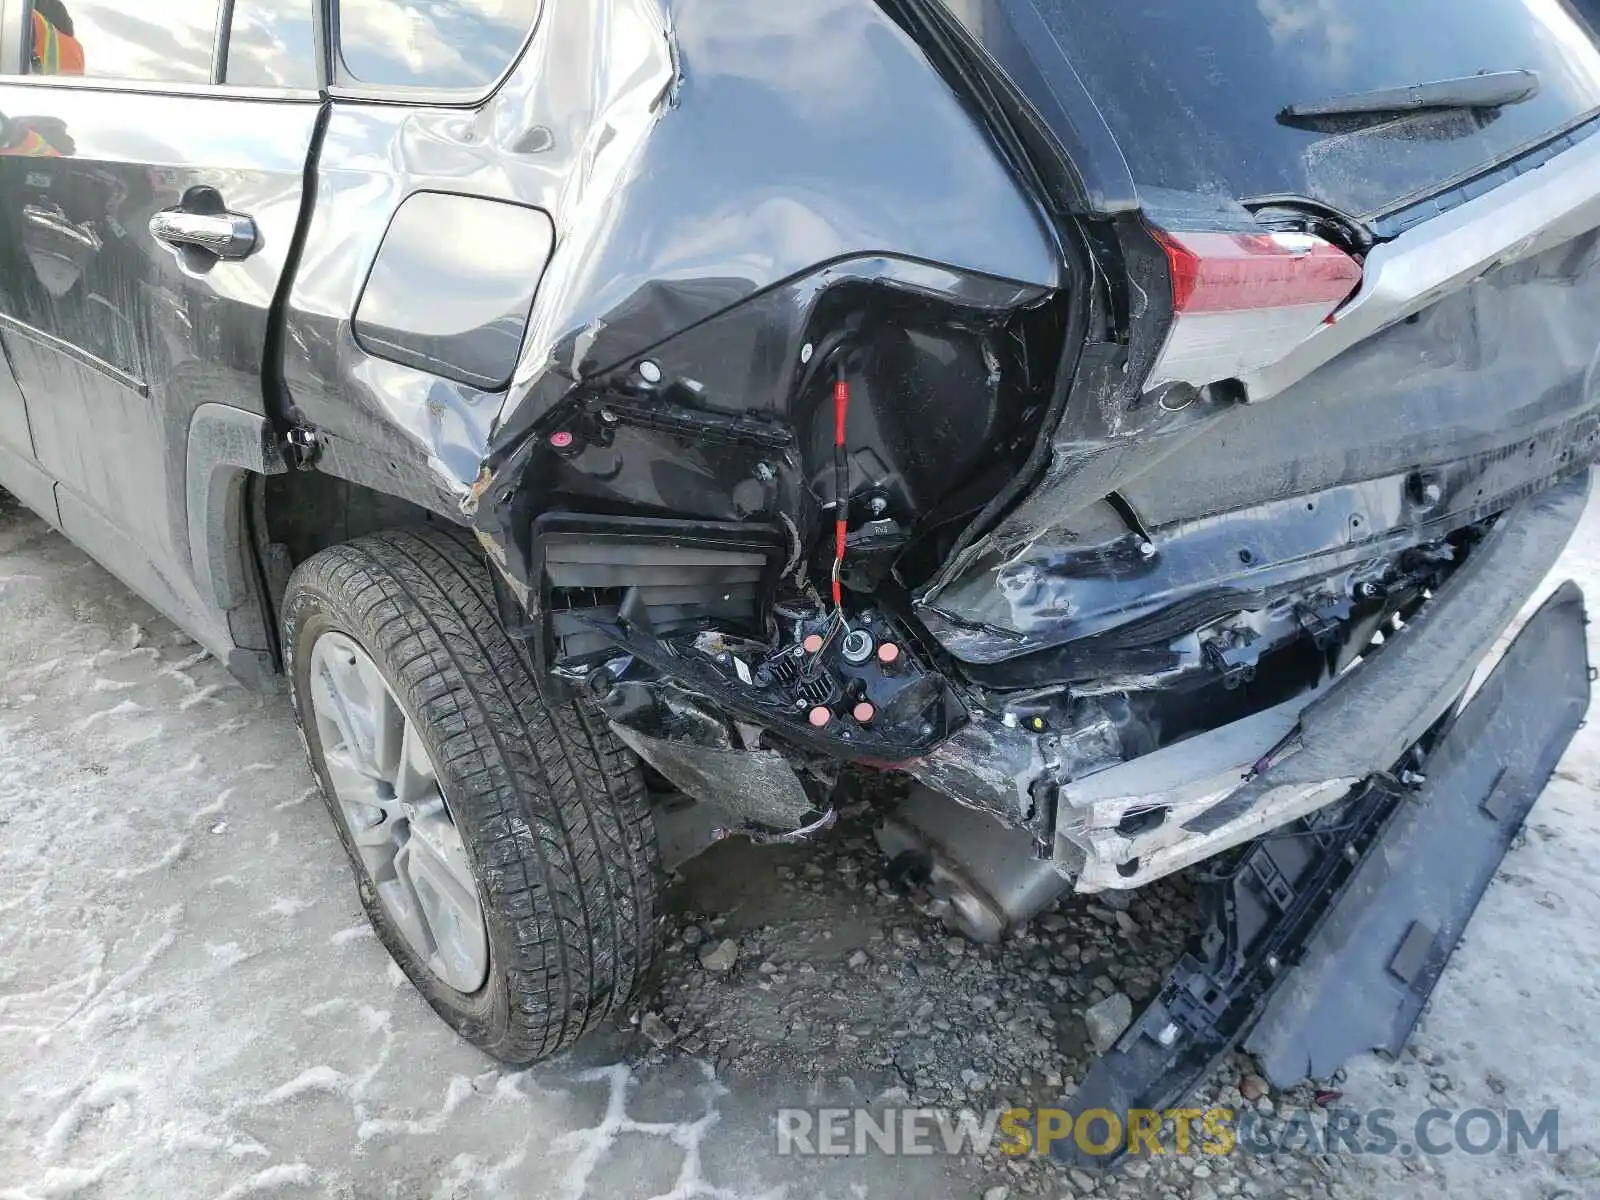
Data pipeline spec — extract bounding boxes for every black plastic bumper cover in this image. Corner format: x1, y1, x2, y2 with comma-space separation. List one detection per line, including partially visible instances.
1060, 577, 1590, 1168
1245, 578, 1591, 1082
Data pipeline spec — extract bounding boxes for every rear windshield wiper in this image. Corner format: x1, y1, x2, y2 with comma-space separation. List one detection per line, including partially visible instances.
1280, 70, 1539, 126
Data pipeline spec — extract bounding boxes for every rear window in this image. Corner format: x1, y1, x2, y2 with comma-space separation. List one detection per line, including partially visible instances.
1024, 0, 1600, 217
336, 0, 540, 90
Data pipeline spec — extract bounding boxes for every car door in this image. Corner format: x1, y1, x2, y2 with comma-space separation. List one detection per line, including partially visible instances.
0, 0, 319, 657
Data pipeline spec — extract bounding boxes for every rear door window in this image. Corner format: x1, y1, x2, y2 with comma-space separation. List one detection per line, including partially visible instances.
1016, 0, 1600, 217
225, 0, 318, 89
336, 0, 540, 90
27, 0, 218, 83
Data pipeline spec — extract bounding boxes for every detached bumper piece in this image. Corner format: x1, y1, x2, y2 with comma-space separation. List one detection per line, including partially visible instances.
1061, 578, 1590, 1169
1062, 471, 1591, 891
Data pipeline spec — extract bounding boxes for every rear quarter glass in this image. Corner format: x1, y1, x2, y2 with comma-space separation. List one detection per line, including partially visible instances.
336, 0, 541, 89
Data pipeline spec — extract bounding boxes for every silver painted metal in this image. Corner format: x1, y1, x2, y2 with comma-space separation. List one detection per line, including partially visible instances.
308, 632, 489, 994
1240, 130, 1600, 404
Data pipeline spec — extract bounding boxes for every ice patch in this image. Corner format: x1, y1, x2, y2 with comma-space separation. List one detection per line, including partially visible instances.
273, 787, 319, 812
257, 1066, 346, 1105
40, 1076, 140, 1160
433, 1144, 531, 1200
214, 1163, 316, 1199
53, 909, 179, 1031
188, 790, 233, 827
166, 650, 212, 674
109, 840, 188, 879
75, 700, 145, 730
0, 1156, 123, 1199
357, 1074, 476, 1140
208, 943, 250, 970
554, 1062, 783, 1200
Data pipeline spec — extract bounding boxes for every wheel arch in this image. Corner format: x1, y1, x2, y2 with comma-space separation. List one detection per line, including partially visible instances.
184, 404, 468, 680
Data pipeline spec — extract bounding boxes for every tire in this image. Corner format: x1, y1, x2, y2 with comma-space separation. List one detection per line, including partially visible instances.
282, 525, 662, 1064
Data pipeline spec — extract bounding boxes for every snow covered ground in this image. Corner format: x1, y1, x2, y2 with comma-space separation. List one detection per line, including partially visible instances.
1, 487, 1597, 1200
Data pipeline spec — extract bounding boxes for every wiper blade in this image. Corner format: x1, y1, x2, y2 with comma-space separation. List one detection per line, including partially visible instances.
1280, 70, 1539, 123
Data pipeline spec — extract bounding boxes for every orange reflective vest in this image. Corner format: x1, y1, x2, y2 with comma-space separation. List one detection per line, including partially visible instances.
32, 10, 85, 76
3, 127, 61, 156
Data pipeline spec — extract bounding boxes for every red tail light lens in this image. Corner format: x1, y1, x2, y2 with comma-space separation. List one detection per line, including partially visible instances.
1146, 228, 1364, 392
1157, 230, 1363, 314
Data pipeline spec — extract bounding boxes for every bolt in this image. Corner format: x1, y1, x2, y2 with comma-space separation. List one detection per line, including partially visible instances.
1344, 843, 1360, 862
599, 409, 619, 424
1139, 540, 1157, 559
868, 494, 889, 518
800, 342, 815, 364
638, 359, 663, 384
1266, 954, 1282, 973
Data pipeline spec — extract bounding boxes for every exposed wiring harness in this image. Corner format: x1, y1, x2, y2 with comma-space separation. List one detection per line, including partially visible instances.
831, 364, 851, 616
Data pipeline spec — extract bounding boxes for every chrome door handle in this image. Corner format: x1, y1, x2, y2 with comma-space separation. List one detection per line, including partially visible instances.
149, 209, 258, 260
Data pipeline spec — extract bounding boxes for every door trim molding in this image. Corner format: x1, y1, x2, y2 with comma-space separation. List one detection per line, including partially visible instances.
0, 312, 149, 397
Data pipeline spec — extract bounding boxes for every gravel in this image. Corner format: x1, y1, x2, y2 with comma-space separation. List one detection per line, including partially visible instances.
1083, 993, 1134, 1055
639, 770, 1221, 1195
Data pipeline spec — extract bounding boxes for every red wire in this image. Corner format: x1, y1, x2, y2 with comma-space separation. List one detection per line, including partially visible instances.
832, 377, 850, 609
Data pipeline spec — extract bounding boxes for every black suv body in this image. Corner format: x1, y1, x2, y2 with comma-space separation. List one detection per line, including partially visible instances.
1, 0, 1597, 1084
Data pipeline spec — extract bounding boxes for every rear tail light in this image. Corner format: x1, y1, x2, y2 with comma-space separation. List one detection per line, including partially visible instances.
1144, 229, 1363, 393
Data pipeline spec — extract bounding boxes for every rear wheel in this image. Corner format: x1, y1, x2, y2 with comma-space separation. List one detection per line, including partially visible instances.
283, 526, 661, 1063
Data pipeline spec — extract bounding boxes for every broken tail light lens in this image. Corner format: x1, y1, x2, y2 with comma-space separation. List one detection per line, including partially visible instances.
1144, 228, 1364, 393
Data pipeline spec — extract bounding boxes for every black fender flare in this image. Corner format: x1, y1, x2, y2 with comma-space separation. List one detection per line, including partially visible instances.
184, 403, 285, 666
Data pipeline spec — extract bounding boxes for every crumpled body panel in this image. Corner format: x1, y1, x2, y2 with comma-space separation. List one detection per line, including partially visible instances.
923, 225, 1600, 665
283, 0, 1059, 530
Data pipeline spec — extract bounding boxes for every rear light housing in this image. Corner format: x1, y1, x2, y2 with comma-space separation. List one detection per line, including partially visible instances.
1144, 228, 1364, 393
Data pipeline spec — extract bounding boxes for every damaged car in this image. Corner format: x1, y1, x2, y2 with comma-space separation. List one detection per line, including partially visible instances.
1, 0, 1597, 1127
